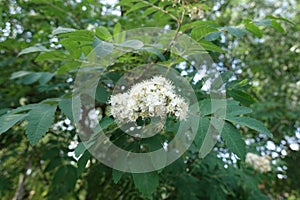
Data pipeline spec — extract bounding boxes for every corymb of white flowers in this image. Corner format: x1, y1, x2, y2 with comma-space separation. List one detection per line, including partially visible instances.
109, 76, 188, 123
246, 153, 271, 173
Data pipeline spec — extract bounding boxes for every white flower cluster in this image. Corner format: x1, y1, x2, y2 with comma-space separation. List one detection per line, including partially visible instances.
188, 6, 204, 20
109, 76, 188, 123
246, 153, 271, 173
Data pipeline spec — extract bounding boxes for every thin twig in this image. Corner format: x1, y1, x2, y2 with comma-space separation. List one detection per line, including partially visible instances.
13, 147, 31, 200
141, 0, 178, 21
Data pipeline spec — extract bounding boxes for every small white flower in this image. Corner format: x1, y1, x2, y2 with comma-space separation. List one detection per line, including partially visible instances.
246, 153, 271, 173
109, 76, 188, 123
188, 6, 204, 20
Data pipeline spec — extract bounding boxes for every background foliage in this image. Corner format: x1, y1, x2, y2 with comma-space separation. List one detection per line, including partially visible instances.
0, 0, 299, 199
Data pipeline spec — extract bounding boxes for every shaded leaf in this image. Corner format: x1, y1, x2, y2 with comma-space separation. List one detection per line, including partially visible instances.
95, 85, 110, 103
10, 71, 31, 79
74, 142, 86, 157
198, 40, 225, 53
93, 37, 114, 57
254, 19, 272, 27
25, 104, 57, 145
223, 26, 247, 38
18, 44, 50, 56
58, 96, 81, 123
271, 20, 285, 33
132, 172, 159, 197
196, 117, 219, 158
95, 26, 112, 41
227, 89, 256, 106
77, 151, 90, 175
218, 121, 246, 160
125, 2, 149, 15
205, 31, 222, 41
191, 25, 218, 41
266, 15, 295, 25
52, 27, 76, 35
244, 22, 263, 38
112, 169, 123, 184
117, 40, 144, 49
35, 51, 69, 62
226, 116, 273, 138
0, 113, 28, 135
51, 165, 78, 194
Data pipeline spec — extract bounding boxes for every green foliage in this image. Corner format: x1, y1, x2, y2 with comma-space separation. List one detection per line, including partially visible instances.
25, 104, 57, 145
18, 44, 51, 56
226, 116, 273, 138
0, 113, 28, 135
220, 122, 246, 160
0, 0, 298, 199
132, 172, 159, 197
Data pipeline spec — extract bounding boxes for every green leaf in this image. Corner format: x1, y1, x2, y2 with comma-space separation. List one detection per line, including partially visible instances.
35, 51, 69, 62
22, 73, 42, 85
223, 26, 247, 38
74, 142, 86, 157
199, 99, 228, 117
112, 169, 123, 184
151, 148, 167, 170
56, 61, 81, 74
191, 26, 218, 41
266, 15, 295, 25
52, 27, 76, 35
139, 47, 165, 61
132, 172, 159, 197
10, 71, 31, 79
226, 116, 273, 138
25, 104, 57, 145
77, 151, 90, 175
58, 30, 94, 42
196, 117, 219, 158
143, 7, 157, 17
125, 2, 149, 15
181, 20, 220, 32
58, 96, 81, 123
271, 20, 285, 33
254, 19, 272, 27
95, 85, 110, 103
39, 72, 54, 85
10, 104, 40, 114
117, 0, 140, 6
113, 23, 125, 43
93, 38, 114, 57
205, 32, 221, 41
52, 165, 77, 193
0, 113, 28, 135
117, 40, 144, 49
13, 72, 55, 85
211, 71, 234, 89
227, 89, 256, 106
198, 40, 225, 53
223, 105, 252, 116
96, 117, 115, 132
244, 22, 263, 38
218, 121, 246, 160
18, 44, 50, 56
60, 39, 82, 59
95, 26, 112, 41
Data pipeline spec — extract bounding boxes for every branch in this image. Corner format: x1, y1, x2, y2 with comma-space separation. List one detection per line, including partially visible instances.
12, 174, 25, 200
12, 154, 31, 200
